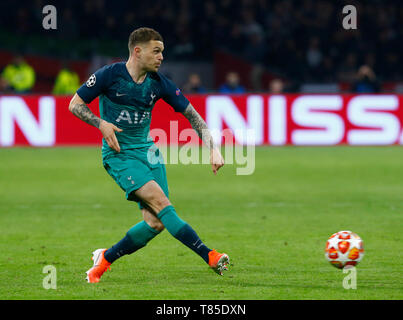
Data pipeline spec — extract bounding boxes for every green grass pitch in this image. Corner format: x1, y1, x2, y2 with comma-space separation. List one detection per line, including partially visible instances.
0, 146, 402, 300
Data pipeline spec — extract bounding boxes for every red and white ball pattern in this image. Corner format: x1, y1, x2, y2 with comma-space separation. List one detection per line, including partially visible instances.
325, 231, 364, 269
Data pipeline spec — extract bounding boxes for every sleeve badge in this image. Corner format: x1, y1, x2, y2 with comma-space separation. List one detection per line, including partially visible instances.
86, 74, 96, 87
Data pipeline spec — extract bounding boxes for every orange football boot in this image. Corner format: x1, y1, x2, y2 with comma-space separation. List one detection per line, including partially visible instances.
208, 249, 230, 275
85, 249, 111, 283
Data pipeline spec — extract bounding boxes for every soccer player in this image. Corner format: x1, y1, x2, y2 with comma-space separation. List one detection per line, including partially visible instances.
68, 27, 229, 283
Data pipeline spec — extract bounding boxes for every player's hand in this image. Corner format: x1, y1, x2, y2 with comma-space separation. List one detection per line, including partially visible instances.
210, 147, 224, 175
99, 120, 123, 152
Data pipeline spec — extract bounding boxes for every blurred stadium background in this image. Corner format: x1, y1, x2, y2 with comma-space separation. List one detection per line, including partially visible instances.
0, 0, 402, 95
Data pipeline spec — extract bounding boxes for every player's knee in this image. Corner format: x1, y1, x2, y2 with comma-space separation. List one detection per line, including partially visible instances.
146, 220, 165, 232
150, 195, 171, 213
159, 197, 171, 210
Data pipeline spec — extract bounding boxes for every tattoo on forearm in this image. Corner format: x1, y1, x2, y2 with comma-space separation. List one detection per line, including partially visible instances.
183, 104, 215, 150
70, 103, 101, 128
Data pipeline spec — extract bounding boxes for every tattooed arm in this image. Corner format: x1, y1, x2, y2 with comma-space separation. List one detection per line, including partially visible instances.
69, 93, 122, 152
68, 93, 102, 128
182, 103, 224, 174
182, 103, 215, 149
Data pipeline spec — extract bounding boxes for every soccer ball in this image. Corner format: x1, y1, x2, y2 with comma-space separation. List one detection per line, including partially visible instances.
325, 230, 364, 269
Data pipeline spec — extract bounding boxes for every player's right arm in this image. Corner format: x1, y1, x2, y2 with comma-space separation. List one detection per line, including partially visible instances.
68, 93, 122, 152
69, 66, 122, 152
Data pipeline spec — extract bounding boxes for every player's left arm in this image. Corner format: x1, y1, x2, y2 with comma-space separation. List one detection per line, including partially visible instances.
182, 103, 224, 175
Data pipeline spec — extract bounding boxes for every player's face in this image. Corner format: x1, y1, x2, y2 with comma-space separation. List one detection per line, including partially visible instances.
138, 40, 164, 72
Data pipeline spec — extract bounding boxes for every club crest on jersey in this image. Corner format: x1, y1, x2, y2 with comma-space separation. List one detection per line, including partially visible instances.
86, 74, 96, 87
149, 92, 157, 106
175, 88, 181, 96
